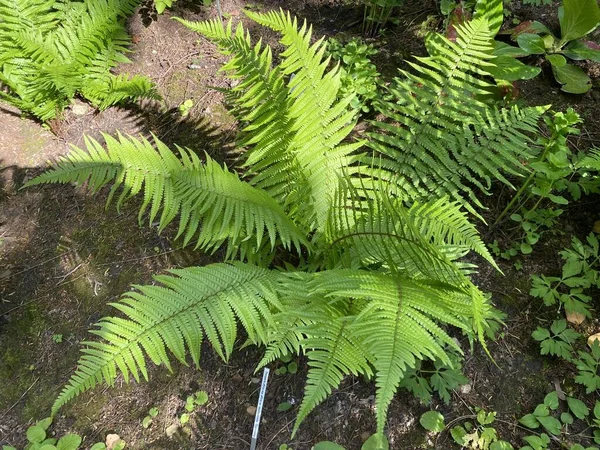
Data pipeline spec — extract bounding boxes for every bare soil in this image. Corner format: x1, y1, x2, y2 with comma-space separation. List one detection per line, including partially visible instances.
1, 0, 599, 449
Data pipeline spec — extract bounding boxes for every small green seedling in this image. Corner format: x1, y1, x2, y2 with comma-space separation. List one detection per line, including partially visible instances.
178, 99, 194, 118
275, 354, 299, 375
142, 407, 159, 428
52, 334, 63, 344
179, 391, 209, 425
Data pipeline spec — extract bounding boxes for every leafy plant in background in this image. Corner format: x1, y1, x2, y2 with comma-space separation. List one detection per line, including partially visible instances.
530, 233, 599, 318
369, 18, 547, 216
420, 409, 514, 449
492, 109, 583, 258
509, 0, 600, 93
141, 406, 159, 428
326, 37, 381, 113
399, 348, 469, 404
180, 390, 208, 424
0, 0, 159, 121
311, 435, 389, 450
362, 0, 403, 36
1, 416, 119, 450
518, 390, 600, 449
24, 11, 517, 446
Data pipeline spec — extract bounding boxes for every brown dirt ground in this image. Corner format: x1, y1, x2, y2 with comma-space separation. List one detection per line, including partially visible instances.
1, 0, 600, 449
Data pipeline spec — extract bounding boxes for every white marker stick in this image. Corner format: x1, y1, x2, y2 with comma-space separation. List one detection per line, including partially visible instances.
250, 368, 270, 450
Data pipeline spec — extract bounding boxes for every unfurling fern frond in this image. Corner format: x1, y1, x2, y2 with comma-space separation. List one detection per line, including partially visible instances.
178, 11, 363, 233
52, 263, 281, 415
25, 134, 307, 257
369, 18, 547, 213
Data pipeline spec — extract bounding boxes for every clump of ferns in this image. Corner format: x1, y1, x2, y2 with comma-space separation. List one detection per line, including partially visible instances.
26, 10, 551, 441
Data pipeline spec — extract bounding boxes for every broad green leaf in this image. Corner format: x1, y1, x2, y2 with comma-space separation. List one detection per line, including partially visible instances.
361, 434, 390, 450
195, 391, 208, 405
451, 426, 467, 445
533, 404, 550, 417
543, 391, 559, 410
37, 418, 53, 431
420, 411, 445, 432
510, 20, 552, 38
490, 441, 514, 450
56, 434, 82, 450
27, 426, 46, 444
567, 397, 589, 419
532, 327, 551, 341
537, 415, 562, 435
519, 414, 540, 428
521, 243, 532, 254
2, 447, 18, 450
547, 54, 567, 67
441, 0, 456, 15
564, 40, 600, 62
180, 413, 190, 424
494, 41, 532, 57
517, 34, 546, 54
287, 362, 298, 374
560, 412, 574, 424
312, 442, 346, 450
39, 446, 57, 450
487, 56, 541, 81
595, 401, 600, 419
149, 407, 159, 417
89, 444, 106, 450
559, 0, 600, 43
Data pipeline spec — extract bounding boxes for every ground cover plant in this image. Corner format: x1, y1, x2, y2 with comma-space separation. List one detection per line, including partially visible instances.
0, 0, 159, 121
0, 0, 599, 448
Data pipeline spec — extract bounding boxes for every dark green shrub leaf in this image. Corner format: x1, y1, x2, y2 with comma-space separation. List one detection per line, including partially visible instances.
487, 56, 542, 81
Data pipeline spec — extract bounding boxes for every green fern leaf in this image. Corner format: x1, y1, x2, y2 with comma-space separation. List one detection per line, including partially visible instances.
52, 262, 281, 415
26, 134, 308, 257
369, 19, 546, 213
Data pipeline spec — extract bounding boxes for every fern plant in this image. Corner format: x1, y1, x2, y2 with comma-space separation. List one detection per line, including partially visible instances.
0, 0, 159, 121
368, 19, 548, 216
27, 11, 514, 442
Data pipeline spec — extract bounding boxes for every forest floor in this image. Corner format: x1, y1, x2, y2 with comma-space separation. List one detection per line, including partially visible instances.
1, 0, 600, 449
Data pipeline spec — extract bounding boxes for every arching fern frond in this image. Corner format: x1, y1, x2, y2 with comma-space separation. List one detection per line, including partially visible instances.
52, 262, 281, 415
369, 18, 547, 214
26, 134, 307, 258
178, 11, 364, 234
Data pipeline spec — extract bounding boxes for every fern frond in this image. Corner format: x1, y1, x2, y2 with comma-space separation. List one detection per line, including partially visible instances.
52, 262, 281, 415
180, 11, 363, 233
407, 198, 498, 269
0, 0, 156, 120
581, 148, 600, 171
26, 134, 307, 257
369, 19, 545, 213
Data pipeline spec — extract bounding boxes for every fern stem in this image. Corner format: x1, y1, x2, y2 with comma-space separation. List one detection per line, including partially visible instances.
493, 170, 536, 226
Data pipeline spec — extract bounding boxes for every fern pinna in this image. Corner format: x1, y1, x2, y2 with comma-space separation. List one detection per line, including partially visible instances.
0, 0, 158, 121
27, 11, 512, 442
